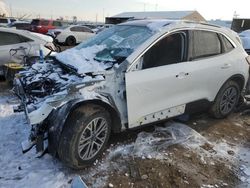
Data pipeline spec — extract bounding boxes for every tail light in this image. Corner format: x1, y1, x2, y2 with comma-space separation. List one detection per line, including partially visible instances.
246, 56, 250, 65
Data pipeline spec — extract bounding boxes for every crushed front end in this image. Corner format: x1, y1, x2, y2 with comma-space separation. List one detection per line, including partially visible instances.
13, 58, 120, 156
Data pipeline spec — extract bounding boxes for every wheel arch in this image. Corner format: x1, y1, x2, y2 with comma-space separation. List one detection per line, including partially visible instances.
212, 74, 245, 103
229, 74, 245, 91
69, 99, 122, 133
47, 99, 122, 155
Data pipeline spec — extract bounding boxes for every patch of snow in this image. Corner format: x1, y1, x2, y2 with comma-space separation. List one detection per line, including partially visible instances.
55, 45, 113, 74
0, 94, 73, 188
147, 20, 173, 32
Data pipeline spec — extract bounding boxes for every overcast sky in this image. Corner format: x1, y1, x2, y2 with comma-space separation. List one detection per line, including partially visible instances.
4, 0, 250, 22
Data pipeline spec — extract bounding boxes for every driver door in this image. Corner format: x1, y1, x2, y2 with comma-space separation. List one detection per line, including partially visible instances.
125, 31, 195, 128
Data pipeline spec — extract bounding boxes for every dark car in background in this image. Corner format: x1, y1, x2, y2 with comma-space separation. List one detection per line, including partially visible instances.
8, 21, 31, 30
30, 19, 63, 34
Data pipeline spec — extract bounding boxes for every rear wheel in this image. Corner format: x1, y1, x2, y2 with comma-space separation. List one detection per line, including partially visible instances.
58, 104, 111, 169
210, 81, 240, 118
65, 36, 76, 46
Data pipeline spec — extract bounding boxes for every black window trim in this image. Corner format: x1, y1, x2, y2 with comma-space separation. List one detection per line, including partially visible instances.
141, 30, 189, 69
128, 28, 236, 72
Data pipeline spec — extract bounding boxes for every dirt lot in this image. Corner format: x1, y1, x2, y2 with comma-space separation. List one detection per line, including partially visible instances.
0, 80, 249, 188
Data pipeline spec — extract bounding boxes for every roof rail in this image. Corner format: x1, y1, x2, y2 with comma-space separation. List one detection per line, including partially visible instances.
183, 20, 221, 28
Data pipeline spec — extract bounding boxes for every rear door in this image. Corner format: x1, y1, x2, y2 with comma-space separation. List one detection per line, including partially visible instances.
186, 30, 237, 102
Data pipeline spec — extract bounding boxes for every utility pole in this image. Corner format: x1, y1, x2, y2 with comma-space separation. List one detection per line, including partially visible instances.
103, 8, 105, 23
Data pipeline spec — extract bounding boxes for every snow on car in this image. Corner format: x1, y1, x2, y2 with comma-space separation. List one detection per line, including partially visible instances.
239, 29, 250, 54
47, 25, 95, 46
0, 27, 57, 76
13, 19, 250, 169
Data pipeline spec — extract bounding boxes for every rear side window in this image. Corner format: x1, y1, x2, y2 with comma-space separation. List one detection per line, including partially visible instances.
191, 30, 221, 60
0, 32, 22, 45
0, 18, 8, 23
81, 27, 93, 33
19, 35, 32, 42
219, 34, 234, 53
70, 27, 81, 32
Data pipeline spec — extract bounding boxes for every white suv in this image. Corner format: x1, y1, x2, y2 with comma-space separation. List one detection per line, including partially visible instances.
14, 20, 250, 169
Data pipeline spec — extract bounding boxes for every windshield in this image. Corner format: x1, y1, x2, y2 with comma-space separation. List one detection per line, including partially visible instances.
56, 25, 153, 75
76, 25, 153, 62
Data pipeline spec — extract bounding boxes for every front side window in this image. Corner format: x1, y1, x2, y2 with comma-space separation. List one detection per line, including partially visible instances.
191, 30, 221, 60
0, 32, 22, 45
142, 32, 187, 69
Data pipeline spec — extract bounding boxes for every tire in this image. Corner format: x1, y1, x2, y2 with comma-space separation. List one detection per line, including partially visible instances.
210, 80, 240, 119
65, 36, 76, 46
58, 104, 111, 169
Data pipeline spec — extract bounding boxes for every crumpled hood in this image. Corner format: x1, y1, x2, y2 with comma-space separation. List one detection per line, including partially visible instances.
16, 58, 105, 111
55, 45, 114, 75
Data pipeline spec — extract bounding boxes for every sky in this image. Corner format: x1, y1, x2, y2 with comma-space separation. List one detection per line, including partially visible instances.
3, 0, 250, 22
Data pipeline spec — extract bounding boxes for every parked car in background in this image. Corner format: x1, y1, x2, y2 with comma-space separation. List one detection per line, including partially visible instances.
8, 20, 31, 30
0, 17, 16, 27
47, 25, 95, 46
30, 19, 63, 34
14, 20, 250, 169
239, 29, 250, 54
0, 27, 56, 76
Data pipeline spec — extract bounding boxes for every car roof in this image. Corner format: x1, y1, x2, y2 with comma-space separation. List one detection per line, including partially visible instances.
119, 19, 222, 31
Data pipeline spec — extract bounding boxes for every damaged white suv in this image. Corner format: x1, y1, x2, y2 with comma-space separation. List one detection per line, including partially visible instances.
14, 19, 250, 169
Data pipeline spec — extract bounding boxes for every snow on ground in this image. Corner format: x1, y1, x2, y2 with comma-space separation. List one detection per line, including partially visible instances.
0, 94, 73, 188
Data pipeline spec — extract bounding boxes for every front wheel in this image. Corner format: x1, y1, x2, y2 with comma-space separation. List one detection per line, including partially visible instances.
210, 80, 240, 119
58, 104, 111, 169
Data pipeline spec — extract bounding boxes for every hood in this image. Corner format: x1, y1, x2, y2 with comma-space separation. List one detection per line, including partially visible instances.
55, 45, 115, 75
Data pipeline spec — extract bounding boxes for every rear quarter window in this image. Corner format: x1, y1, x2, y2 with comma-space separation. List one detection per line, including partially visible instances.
219, 34, 234, 53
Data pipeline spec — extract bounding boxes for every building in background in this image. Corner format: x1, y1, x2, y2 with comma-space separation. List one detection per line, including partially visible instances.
0, 0, 9, 17
231, 18, 250, 33
105, 10, 206, 24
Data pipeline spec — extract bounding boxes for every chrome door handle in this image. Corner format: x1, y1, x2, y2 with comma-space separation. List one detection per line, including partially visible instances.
221, 63, 231, 69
